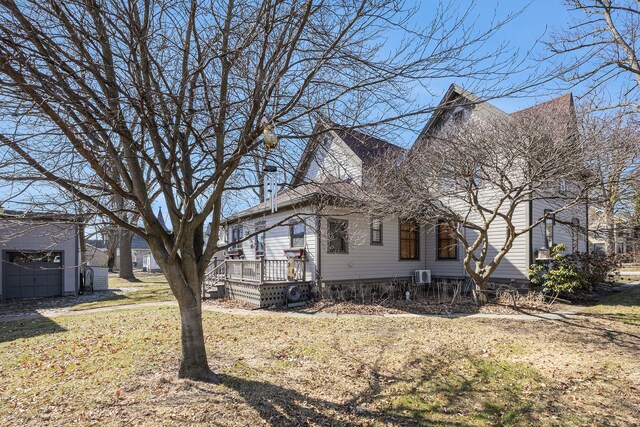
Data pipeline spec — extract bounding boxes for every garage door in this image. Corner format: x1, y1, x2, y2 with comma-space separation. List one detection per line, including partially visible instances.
3, 251, 64, 299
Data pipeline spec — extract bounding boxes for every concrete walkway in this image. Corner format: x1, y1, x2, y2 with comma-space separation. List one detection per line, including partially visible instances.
0, 300, 579, 323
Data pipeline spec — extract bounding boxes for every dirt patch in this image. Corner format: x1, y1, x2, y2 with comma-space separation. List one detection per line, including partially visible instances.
293, 297, 570, 316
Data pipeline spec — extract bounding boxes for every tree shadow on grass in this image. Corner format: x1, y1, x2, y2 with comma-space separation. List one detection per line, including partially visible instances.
210, 349, 546, 427
0, 315, 66, 343
0, 290, 124, 314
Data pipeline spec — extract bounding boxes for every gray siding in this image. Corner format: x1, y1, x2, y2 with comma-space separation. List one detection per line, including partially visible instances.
302, 132, 362, 185
532, 199, 588, 255
0, 221, 79, 297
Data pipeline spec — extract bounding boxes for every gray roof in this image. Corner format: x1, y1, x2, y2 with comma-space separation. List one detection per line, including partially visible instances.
291, 118, 405, 187
224, 177, 361, 223
132, 208, 169, 249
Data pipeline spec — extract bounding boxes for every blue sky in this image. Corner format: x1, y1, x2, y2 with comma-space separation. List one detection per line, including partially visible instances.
406, 0, 581, 113
1, 1, 627, 220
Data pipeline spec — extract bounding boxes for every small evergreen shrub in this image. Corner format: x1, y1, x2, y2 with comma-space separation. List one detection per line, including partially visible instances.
528, 244, 589, 303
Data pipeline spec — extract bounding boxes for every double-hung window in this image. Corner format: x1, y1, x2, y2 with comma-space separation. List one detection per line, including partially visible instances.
399, 219, 419, 260
437, 220, 457, 259
370, 218, 383, 245
289, 221, 305, 248
255, 221, 266, 256
231, 226, 243, 249
328, 219, 348, 254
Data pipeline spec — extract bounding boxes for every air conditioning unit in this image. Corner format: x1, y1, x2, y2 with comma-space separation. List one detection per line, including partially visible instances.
414, 270, 431, 285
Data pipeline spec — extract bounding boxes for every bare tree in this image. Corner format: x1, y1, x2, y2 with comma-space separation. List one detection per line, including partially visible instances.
581, 111, 640, 254
548, 0, 640, 111
0, 0, 531, 380
363, 102, 592, 304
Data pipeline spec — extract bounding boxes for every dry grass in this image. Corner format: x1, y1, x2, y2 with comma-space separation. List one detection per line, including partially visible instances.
1, 288, 640, 426
580, 284, 640, 325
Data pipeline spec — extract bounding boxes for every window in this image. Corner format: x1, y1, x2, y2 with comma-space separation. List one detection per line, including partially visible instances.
544, 209, 555, 248
328, 219, 349, 253
559, 179, 567, 195
399, 219, 419, 260
437, 220, 457, 259
370, 218, 383, 245
8, 251, 62, 264
255, 221, 266, 256
289, 221, 305, 248
231, 226, 243, 249
571, 218, 580, 253
470, 164, 481, 187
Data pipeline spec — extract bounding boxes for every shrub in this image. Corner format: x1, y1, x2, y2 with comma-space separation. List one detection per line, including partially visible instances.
571, 251, 621, 287
528, 244, 589, 303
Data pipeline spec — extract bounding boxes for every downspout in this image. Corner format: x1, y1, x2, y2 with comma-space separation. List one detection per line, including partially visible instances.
528, 197, 534, 266
585, 194, 590, 254
315, 209, 322, 294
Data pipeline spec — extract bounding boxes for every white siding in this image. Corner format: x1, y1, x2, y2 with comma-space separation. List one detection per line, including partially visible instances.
302, 132, 362, 185
230, 207, 317, 282
318, 210, 425, 282
0, 221, 79, 297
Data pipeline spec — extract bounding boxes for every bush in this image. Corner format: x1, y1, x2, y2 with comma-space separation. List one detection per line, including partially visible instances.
529, 244, 589, 303
571, 251, 621, 287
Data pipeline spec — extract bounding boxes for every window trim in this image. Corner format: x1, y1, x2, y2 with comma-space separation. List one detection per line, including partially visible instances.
327, 218, 349, 254
398, 219, 420, 260
289, 221, 305, 249
370, 218, 383, 246
436, 219, 458, 260
231, 225, 243, 249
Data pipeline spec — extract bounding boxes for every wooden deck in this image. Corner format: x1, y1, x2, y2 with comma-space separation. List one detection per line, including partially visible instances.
203, 259, 309, 307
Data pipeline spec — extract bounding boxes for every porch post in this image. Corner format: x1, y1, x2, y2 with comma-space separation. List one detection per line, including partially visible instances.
260, 258, 265, 283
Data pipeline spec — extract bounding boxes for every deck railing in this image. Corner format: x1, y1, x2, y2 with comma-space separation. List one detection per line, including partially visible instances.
207, 258, 306, 284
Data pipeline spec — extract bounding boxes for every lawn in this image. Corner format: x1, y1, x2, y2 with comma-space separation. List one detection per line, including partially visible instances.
70, 274, 173, 311
580, 284, 640, 325
1, 288, 639, 426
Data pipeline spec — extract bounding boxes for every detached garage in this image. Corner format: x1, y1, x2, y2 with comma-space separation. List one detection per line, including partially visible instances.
0, 210, 81, 300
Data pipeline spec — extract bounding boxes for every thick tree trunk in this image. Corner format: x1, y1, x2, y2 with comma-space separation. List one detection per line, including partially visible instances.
177, 302, 218, 381
161, 260, 218, 382
106, 227, 118, 272
119, 228, 135, 279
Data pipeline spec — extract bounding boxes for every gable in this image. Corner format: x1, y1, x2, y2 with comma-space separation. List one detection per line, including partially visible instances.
414, 84, 507, 148
291, 119, 404, 188
299, 131, 363, 186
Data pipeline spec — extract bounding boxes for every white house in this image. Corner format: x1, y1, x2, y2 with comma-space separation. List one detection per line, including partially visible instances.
0, 209, 81, 299
218, 85, 589, 304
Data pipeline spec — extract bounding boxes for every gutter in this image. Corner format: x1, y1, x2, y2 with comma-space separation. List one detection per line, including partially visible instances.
74, 223, 80, 294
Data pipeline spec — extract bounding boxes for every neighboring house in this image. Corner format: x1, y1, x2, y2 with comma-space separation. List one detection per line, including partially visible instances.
0, 209, 82, 299
136, 208, 169, 272
85, 238, 111, 268
589, 208, 639, 261
217, 85, 589, 305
